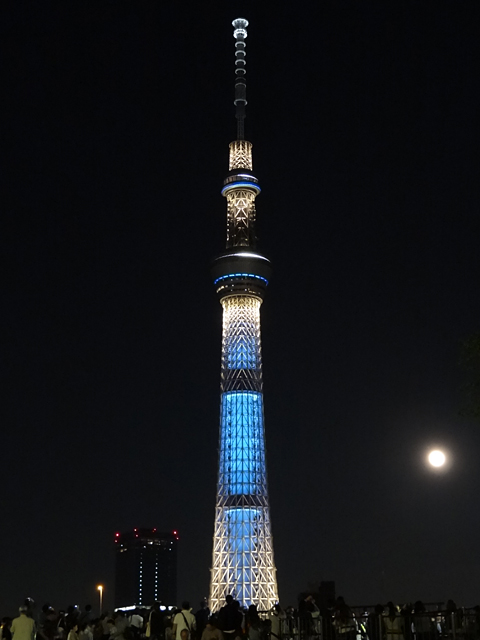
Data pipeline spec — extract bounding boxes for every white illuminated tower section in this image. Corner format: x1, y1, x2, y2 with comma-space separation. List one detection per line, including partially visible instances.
209, 18, 278, 611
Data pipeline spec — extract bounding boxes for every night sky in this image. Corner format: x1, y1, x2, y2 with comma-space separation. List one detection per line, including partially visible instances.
3, 1, 480, 615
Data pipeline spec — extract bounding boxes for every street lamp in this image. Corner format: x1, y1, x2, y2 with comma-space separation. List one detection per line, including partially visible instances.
97, 585, 103, 615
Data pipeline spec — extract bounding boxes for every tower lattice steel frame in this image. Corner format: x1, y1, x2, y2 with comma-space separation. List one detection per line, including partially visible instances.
209, 18, 279, 611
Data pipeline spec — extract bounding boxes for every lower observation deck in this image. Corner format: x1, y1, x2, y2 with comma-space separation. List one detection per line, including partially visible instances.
212, 249, 272, 300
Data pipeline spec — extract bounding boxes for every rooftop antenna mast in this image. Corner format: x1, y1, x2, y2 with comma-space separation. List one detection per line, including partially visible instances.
233, 18, 248, 139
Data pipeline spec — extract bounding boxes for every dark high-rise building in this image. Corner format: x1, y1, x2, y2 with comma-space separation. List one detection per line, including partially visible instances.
114, 529, 178, 608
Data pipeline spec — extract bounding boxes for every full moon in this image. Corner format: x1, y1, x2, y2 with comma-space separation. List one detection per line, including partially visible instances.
428, 449, 446, 467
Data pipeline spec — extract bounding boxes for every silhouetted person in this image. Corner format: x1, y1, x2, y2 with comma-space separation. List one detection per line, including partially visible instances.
79, 608, 95, 628
246, 606, 261, 640
106, 620, 117, 637
79, 622, 94, 640
129, 609, 144, 640
150, 603, 165, 640
100, 615, 110, 640
67, 624, 79, 640
201, 619, 223, 640
65, 608, 80, 634
298, 596, 316, 639
367, 605, 385, 640
172, 603, 196, 640
333, 597, 356, 640
413, 602, 431, 640
384, 603, 404, 640
444, 600, 463, 638
270, 605, 286, 640
196, 604, 210, 640
11, 607, 36, 640
43, 608, 58, 640
401, 605, 413, 640
24, 601, 36, 624
217, 597, 242, 640
1, 617, 13, 640
114, 612, 129, 640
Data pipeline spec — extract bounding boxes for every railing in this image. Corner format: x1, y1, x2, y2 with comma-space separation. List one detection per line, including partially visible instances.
257, 611, 480, 640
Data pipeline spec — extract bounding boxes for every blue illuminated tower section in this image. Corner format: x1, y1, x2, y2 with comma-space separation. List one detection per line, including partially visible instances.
209, 18, 278, 611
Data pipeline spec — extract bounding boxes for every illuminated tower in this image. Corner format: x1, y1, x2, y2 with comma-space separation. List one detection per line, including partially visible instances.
209, 18, 278, 611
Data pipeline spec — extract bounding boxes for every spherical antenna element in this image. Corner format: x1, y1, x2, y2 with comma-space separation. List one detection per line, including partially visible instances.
232, 18, 249, 32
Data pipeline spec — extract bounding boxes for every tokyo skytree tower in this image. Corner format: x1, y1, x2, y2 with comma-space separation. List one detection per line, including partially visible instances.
209, 18, 279, 611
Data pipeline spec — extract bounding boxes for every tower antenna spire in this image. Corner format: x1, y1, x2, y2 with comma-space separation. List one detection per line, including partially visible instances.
232, 18, 248, 139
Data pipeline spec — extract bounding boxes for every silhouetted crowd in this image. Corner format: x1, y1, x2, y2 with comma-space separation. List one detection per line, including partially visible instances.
2, 595, 480, 640
294, 596, 480, 640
